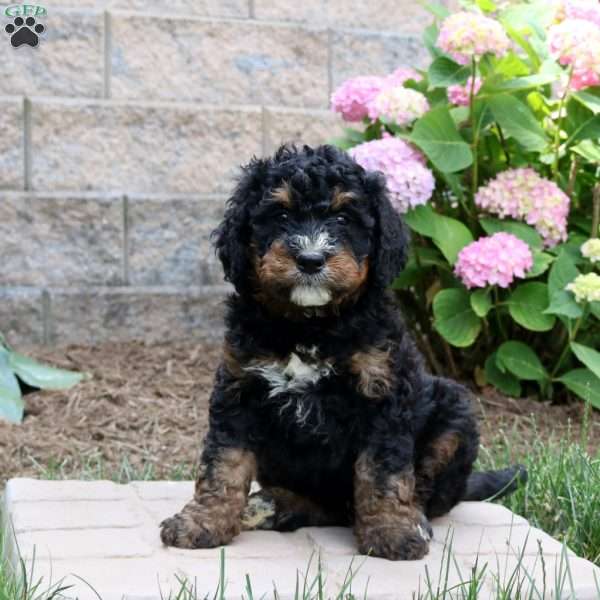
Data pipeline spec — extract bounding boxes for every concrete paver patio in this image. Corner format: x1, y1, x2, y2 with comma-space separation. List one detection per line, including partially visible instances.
2, 479, 599, 600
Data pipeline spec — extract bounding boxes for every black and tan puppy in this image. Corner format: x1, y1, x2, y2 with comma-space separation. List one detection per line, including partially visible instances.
160, 144, 524, 560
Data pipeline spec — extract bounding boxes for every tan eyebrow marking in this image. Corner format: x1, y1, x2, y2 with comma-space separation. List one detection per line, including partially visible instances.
270, 182, 293, 208
331, 187, 357, 210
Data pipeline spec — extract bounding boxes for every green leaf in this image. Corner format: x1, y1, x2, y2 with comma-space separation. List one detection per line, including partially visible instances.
571, 140, 600, 164
544, 290, 584, 319
591, 302, 600, 320
476, 0, 497, 12
9, 352, 85, 391
566, 115, 600, 148
487, 95, 548, 152
493, 53, 531, 78
470, 289, 492, 318
485, 352, 522, 397
507, 282, 556, 332
479, 218, 543, 249
481, 73, 557, 95
424, 2, 450, 19
404, 205, 474, 264
570, 342, 600, 381
392, 266, 424, 289
497, 341, 548, 381
525, 251, 554, 278
0, 347, 24, 423
573, 90, 600, 115
548, 252, 579, 298
409, 106, 473, 173
433, 288, 482, 348
558, 369, 600, 408
428, 57, 471, 88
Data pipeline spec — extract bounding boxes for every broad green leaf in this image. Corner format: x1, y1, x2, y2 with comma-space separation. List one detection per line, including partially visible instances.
566, 115, 600, 148
485, 352, 522, 397
404, 205, 474, 264
476, 0, 497, 12
548, 252, 579, 298
508, 282, 556, 332
544, 290, 584, 319
570, 342, 600, 381
571, 140, 600, 164
493, 53, 530, 78
410, 106, 473, 173
573, 91, 600, 115
487, 95, 548, 152
470, 289, 492, 318
0, 348, 24, 423
423, 23, 441, 59
392, 267, 422, 290
433, 288, 482, 348
591, 302, 600, 320
558, 369, 600, 409
525, 251, 554, 278
497, 340, 548, 381
481, 73, 557, 95
424, 2, 450, 19
9, 351, 85, 390
428, 57, 471, 88
479, 218, 543, 249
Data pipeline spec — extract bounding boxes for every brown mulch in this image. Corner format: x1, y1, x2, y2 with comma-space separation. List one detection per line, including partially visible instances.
1, 341, 598, 484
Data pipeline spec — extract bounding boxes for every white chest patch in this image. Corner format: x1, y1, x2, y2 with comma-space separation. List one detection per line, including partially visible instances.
244, 348, 334, 399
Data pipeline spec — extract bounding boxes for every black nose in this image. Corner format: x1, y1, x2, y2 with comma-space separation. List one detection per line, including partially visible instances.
297, 252, 326, 274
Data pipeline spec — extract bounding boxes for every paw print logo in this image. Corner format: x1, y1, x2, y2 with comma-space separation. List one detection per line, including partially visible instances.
5, 16, 45, 48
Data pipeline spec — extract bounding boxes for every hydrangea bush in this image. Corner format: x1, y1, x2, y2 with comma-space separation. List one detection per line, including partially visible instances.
331, 0, 600, 407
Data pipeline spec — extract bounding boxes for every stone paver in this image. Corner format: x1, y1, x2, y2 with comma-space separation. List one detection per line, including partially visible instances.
2, 479, 599, 600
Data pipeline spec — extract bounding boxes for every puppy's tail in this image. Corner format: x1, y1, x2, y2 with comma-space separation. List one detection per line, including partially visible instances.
462, 465, 527, 501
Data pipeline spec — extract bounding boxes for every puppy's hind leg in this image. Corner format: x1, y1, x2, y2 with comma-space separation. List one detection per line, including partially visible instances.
242, 487, 346, 532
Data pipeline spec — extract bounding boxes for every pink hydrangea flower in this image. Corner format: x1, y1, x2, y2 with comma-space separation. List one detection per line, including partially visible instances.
548, 19, 600, 90
475, 168, 570, 247
455, 233, 533, 289
369, 86, 429, 125
447, 77, 482, 106
349, 137, 435, 213
555, 0, 600, 27
438, 12, 510, 65
331, 76, 386, 122
385, 67, 422, 86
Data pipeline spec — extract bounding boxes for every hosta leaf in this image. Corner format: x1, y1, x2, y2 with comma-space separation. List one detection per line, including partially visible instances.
558, 369, 600, 409
507, 282, 556, 332
410, 106, 473, 173
544, 290, 584, 319
570, 343, 600, 381
9, 351, 86, 390
433, 288, 481, 348
0, 348, 24, 423
485, 352, 522, 397
470, 289, 493, 318
497, 341, 548, 381
487, 95, 548, 152
479, 218, 543, 249
428, 57, 471, 88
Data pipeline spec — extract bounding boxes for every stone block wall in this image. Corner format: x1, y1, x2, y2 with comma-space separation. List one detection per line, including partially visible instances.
0, 0, 434, 346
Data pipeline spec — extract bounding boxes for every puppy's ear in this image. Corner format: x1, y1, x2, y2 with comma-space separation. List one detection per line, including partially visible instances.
212, 158, 266, 293
367, 172, 410, 288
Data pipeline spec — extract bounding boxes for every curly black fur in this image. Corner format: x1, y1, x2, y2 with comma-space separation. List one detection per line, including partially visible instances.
160, 144, 525, 560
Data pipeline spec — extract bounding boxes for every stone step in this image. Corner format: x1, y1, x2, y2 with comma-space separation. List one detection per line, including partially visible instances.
3, 479, 599, 600
0, 285, 230, 346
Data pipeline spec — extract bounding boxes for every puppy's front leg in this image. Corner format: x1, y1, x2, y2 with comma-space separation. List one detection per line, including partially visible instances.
354, 446, 432, 561
160, 443, 256, 549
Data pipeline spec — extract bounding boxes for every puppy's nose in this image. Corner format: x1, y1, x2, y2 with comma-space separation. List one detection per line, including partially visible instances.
297, 251, 326, 274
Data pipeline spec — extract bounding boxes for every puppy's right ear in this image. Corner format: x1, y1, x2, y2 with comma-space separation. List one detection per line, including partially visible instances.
212, 158, 266, 294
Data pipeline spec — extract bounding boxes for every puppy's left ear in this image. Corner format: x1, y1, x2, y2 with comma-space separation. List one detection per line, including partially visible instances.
367, 172, 410, 288
212, 158, 266, 294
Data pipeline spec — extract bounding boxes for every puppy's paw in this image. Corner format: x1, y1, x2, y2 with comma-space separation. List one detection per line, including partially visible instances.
356, 515, 432, 561
160, 512, 232, 549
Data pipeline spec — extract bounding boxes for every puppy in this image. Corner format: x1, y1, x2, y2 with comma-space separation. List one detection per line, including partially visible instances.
160, 144, 524, 560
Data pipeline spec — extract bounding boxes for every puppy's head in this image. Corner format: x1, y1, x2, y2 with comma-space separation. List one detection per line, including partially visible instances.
213, 144, 409, 312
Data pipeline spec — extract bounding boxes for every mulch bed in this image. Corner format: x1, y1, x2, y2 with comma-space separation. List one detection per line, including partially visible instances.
1, 341, 598, 484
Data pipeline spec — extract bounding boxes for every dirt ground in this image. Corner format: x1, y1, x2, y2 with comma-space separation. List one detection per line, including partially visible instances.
1, 341, 598, 484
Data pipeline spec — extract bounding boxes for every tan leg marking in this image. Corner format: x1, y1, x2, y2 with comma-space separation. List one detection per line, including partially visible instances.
349, 347, 395, 399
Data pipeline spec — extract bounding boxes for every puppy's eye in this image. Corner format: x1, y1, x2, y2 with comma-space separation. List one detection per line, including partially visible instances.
279, 211, 289, 221
336, 215, 348, 225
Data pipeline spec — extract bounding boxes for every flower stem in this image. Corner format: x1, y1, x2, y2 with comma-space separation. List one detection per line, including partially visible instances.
551, 316, 583, 378
469, 57, 479, 198
592, 183, 600, 238
552, 67, 574, 182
